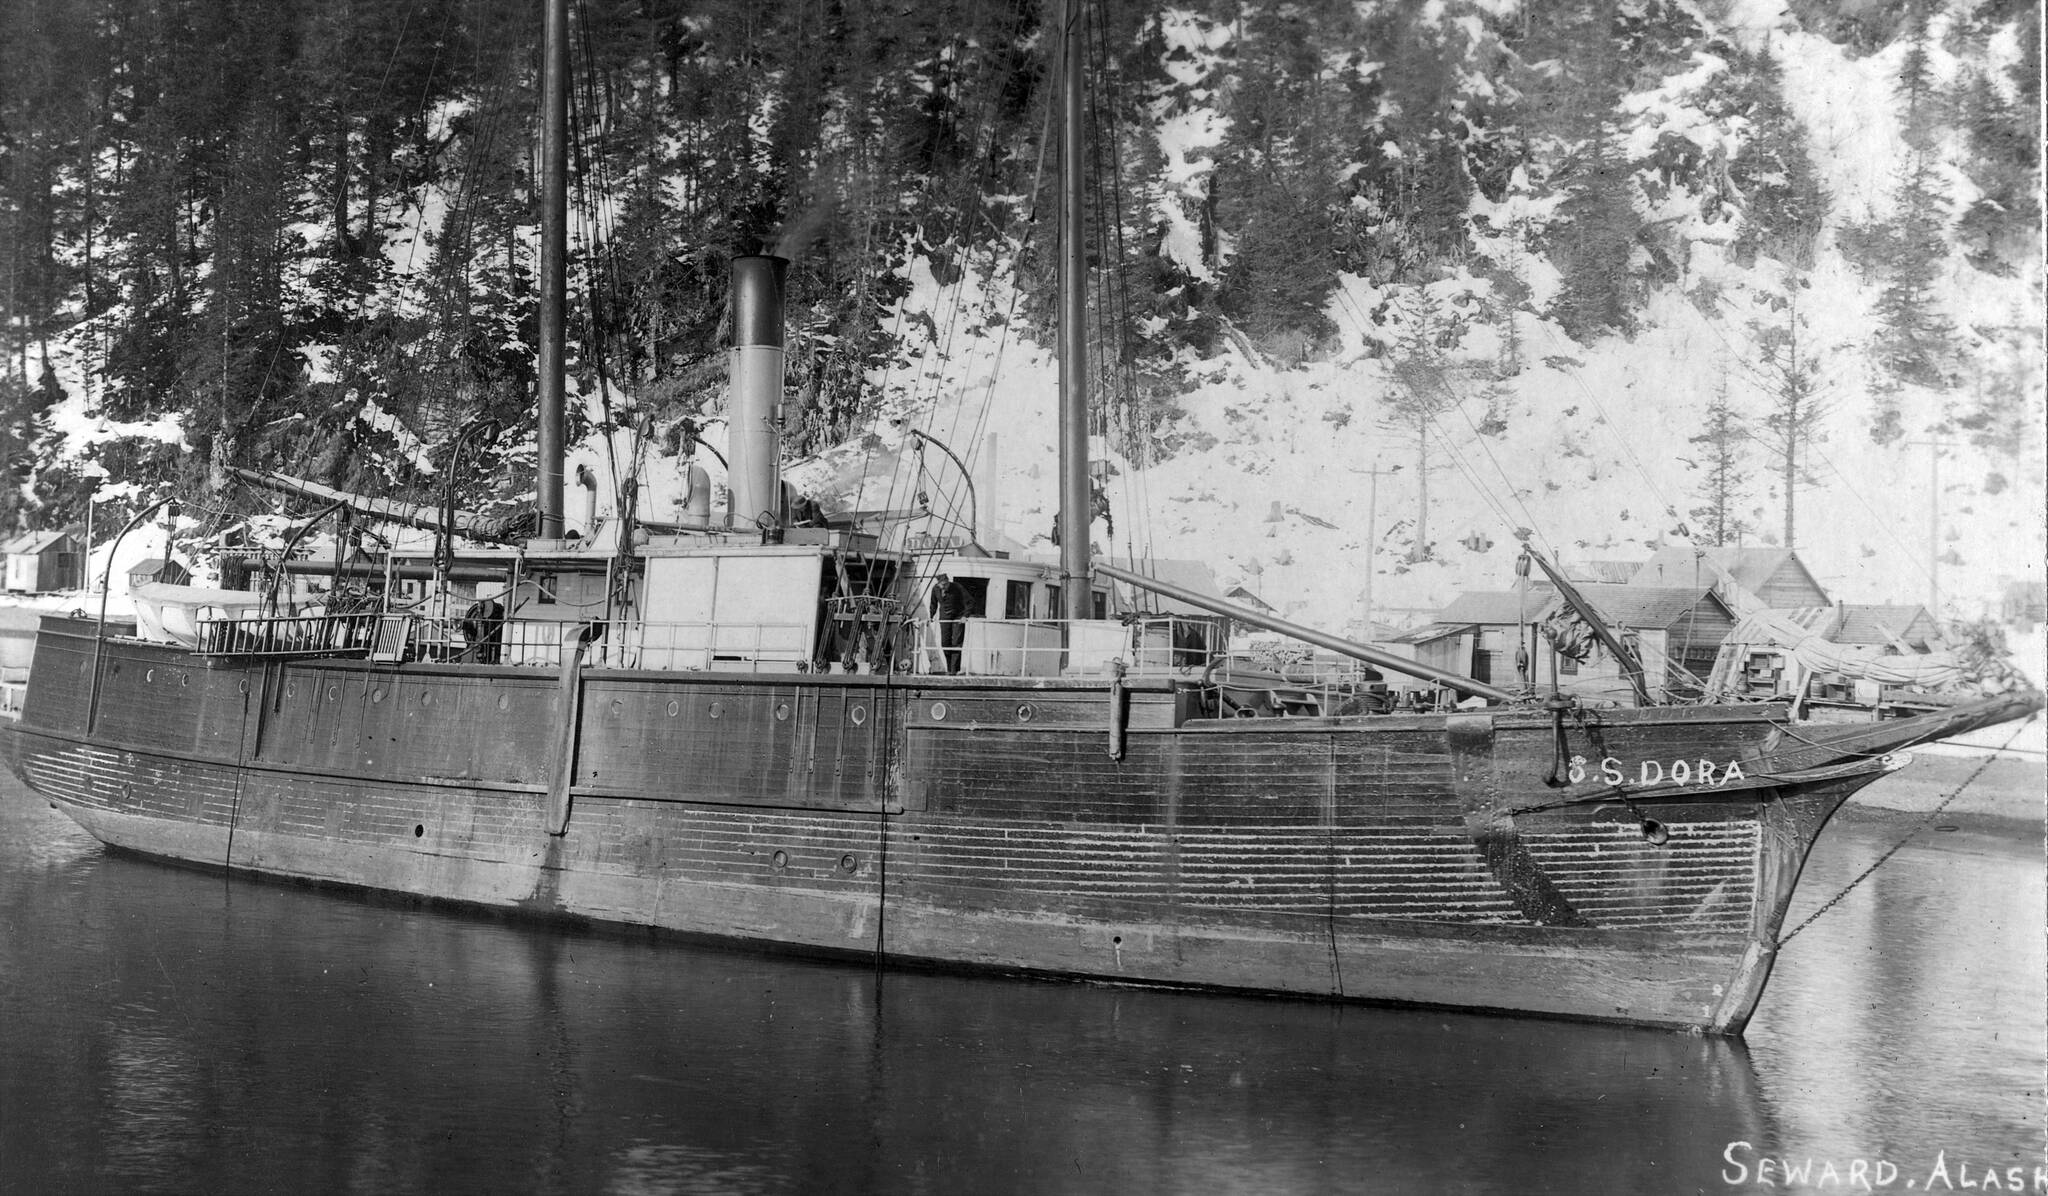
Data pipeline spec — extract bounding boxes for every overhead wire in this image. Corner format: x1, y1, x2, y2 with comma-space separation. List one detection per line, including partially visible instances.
1693, 285, 1943, 593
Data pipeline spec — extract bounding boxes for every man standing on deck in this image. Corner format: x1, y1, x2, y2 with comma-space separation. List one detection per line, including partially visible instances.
935, 573, 967, 674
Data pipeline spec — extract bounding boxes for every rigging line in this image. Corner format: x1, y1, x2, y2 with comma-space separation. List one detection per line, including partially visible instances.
410, 41, 519, 434
897, 20, 1037, 549
938, 48, 1051, 516
1778, 712, 2037, 946
1347, 287, 1559, 558
925, 15, 1026, 484
1421, 412, 1524, 542
868, 4, 1043, 563
1692, 293, 1941, 584
1324, 286, 1537, 551
1527, 319, 1688, 528
866, 10, 1002, 533
1089, 12, 1155, 565
1421, 358, 1552, 549
892, 5, 1060, 533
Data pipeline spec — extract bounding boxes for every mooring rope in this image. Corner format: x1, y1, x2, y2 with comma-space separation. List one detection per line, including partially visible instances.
1778, 713, 2038, 946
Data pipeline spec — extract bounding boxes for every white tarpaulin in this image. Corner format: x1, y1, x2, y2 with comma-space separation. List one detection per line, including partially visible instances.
131, 582, 267, 648
1721, 609, 1963, 689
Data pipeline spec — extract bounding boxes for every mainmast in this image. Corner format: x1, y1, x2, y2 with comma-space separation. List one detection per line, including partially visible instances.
1056, 0, 1091, 623
536, 0, 569, 538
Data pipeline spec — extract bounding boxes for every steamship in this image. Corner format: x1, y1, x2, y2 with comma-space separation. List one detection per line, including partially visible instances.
2, 0, 2035, 1035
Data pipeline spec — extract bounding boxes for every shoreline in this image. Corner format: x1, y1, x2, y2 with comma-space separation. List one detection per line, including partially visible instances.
1840, 751, 2044, 839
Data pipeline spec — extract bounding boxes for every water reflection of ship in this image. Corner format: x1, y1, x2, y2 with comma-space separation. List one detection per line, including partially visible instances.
0, 0, 2037, 1039
15, 823, 1774, 1193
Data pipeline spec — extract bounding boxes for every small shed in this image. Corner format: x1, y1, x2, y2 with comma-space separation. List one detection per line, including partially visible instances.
1395, 589, 1549, 687
1831, 604, 1942, 652
4, 530, 84, 594
2001, 581, 2045, 627
128, 557, 193, 590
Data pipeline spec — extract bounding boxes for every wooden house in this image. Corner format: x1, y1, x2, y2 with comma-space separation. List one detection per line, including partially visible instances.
1631, 546, 1829, 613
127, 557, 193, 590
1401, 584, 1737, 701
4, 529, 83, 594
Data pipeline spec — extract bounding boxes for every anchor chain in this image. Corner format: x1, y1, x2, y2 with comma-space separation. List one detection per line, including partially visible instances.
1779, 714, 2037, 945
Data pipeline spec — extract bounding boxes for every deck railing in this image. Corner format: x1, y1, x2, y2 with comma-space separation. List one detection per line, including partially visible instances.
190, 612, 814, 672
193, 612, 384, 658
183, 610, 1239, 680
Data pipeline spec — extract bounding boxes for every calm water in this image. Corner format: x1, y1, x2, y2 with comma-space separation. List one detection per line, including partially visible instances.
1, 772, 2040, 1195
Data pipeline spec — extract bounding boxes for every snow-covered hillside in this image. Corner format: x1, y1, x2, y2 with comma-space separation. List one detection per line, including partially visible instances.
781, 2, 2044, 638
11, 0, 2040, 654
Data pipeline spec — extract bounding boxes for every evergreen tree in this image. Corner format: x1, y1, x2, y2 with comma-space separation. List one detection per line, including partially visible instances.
1727, 49, 1828, 269
1746, 275, 1828, 547
1896, 4, 1938, 148
1683, 369, 1749, 546
1869, 152, 1958, 397
1381, 289, 1466, 563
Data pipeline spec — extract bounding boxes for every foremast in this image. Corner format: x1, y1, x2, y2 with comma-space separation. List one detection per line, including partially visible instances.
1056, 0, 1091, 627
536, 0, 569, 538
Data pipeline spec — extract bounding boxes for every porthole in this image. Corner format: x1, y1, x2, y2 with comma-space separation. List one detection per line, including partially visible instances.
327, 685, 339, 702
774, 702, 790, 721
419, 690, 432, 706
497, 694, 510, 712
371, 687, 385, 704
666, 699, 680, 717
837, 854, 859, 874
1016, 703, 1035, 722
610, 698, 625, 716
771, 849, 789, 870
285, 684, 296, 699
144, 668, 154, 683
414, 824, 425, 838
930, 701, 948, 721
708, 701, 724, 719
849, 704, 867, 726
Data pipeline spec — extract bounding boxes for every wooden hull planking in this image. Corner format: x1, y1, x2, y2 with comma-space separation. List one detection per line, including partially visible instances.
2, 616, 1873, 1033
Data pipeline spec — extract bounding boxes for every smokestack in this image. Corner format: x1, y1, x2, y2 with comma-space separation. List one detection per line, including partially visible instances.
727, 255, 789, 530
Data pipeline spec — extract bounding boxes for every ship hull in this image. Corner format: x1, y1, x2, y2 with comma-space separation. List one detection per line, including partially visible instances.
2, 616, 1887, 1033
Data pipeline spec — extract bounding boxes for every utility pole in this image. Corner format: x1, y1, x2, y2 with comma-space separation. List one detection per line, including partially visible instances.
1907, 440, 1959, 616
1351, 463, 1394, 640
